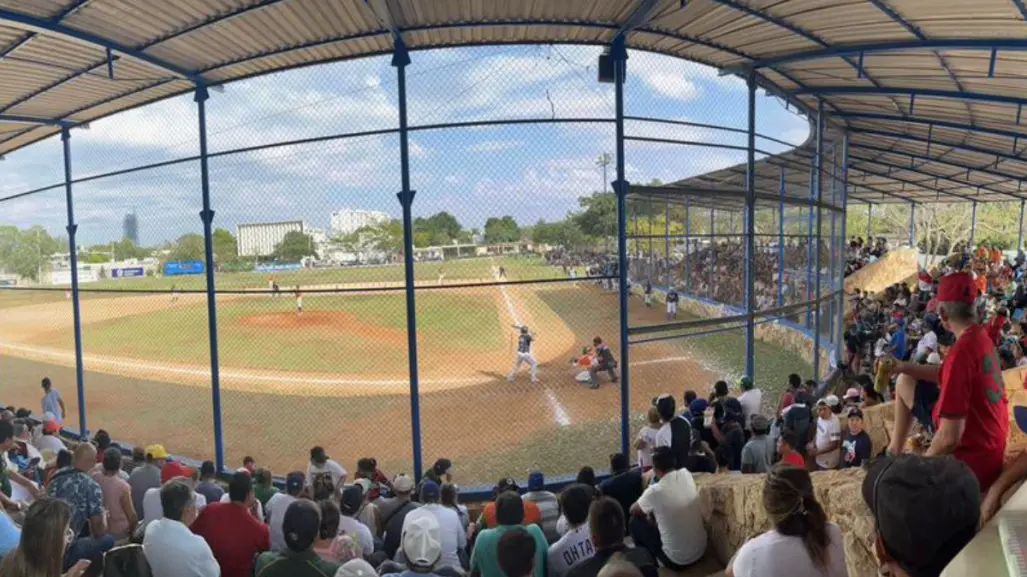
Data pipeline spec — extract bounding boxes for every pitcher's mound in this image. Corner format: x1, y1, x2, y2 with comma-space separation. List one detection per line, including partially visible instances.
237, 311, 407, 346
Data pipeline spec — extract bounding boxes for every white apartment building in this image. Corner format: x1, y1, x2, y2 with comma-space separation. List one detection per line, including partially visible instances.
330, 208, 389, 236
237, 220, 305, 257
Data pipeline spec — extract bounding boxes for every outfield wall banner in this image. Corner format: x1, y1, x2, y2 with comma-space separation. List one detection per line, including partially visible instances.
0, 279, 15, 286
112, 267, 145, 278
255, 263, 303, 273
165, 261, 205, 276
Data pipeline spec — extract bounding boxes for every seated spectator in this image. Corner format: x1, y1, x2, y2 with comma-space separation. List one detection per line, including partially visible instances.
653, 394, 692, 471
809, 397, 842, 470
0, 421, 43, 512
93, 430, 112, 463
523, 471, 560, 543
629, 447, 706, 570
240, 456, 256, 475
143, 480, 219, 577
500, 529, 538, 577
841, 409, 871, 469
710, 404, 746, 472
217, 484, 264, 520
0, 498, 91, 577
597, 454, 643, 533
576, 467, 598, 490
191, 471, 270, 577
338, 485, 375, 559
253, 468, 279, 508
741, 415, 774, 474
194, 461, 223, 505
350, 479, 382, 536
863, 455, 980, 577
313, 499, 361, 564
400, 481, 466, 570
123, 446, 146, 476
33, 419, 65, 454
440, 483, 469, 530
267, 472, 305, 552
130, 445, 168, 520
470, 492, 548, 577
727, 465, 846, 577
92, 446, 138, 541
143, 474, 207, 526
9, 421, 41, 468
307, 447, 347, 500
566, 498, 656, 577
381, 514, 447, 577
0, 509, 19, 558
354, 458, 391, 501
47, 443, 115, 570
380, 474, 420, 559
334, 559, 377, 577
548, 484, 595, 577
715, 444, 736, 475
255, 500, 340, 577
471, 478, 541, 535
634, 407, 660, 471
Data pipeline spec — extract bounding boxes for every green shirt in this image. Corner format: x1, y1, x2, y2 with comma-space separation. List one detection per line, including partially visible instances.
470, 524, 548, 577
254, 484, 279, 508
255, 549, 340, 577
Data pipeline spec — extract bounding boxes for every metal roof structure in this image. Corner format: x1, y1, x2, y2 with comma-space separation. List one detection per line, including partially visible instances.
3, 0, 1027, 205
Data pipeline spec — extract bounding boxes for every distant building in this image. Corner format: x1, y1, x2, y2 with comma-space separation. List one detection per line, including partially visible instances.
238, 221, 306, 257
330, 209, 389, 236
123, 212, 139, 245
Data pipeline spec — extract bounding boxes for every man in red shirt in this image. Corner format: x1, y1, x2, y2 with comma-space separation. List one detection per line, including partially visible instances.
891, 272, 1009, 491
986, 308, 1008, 346
191, 471, 270, 577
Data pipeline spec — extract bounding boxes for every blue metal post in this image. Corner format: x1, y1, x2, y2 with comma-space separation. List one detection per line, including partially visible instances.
806, 164, 814, 328
744, 70, 756, 379
684, 197, 690, 293
867, 203, 873, 240
813, 99, 825, 380
1018, 199, 1025, 251
909, 203, 916, 248
836, 134, 849, 364
970, 200, 978, 245
664, 198, 670, 279
393, 39, 423, 481
778, 166, 785, 307
194, 86, 225, 471
648, 198, 653, 281
61, 128, 87, 439
828, 146, 837, 348
611, 34, 631, 457
710, 208, 716, 299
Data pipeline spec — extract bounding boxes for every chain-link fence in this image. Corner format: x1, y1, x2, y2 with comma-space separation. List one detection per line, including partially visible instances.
0, 46, 846, 488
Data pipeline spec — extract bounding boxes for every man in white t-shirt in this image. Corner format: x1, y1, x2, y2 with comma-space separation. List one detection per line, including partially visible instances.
34, 420, 65, 454
307, 446, 347, 499
339, 485, 375, 558
143, 481, 207, 525
266, 471, 304, 552
399, 480, 466, 570
629, 447, 706, 570
547, 484, 594, 577
809, 397, 842, 470
737, 377, 762, 433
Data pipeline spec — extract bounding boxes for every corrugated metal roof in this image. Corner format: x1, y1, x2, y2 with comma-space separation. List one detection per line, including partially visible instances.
2, 0, 1027, 205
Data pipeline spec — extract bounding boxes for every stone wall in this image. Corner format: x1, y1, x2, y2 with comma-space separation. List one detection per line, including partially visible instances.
843, 247, 919, 294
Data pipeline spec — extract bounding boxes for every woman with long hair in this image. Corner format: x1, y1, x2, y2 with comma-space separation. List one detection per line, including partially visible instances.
726, 465, 848, 577
0, 497, 90, 577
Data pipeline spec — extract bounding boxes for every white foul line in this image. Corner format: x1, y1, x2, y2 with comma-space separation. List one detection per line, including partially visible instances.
490, 259, 572, 427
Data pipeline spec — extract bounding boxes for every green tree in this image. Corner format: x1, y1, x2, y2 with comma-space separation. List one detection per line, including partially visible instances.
483, 216, 521, 244
112, 238, 151, 261
272, 231, 316, 261
339, 220, 404, 254
413, 212, 463, 245
0, 225, 63, 282
212, 228, 238, 263
167, 233, 205, 262
573, 192, 617, 241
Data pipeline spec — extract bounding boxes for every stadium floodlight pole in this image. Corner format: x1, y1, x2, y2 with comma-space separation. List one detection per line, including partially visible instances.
392, 37, 423, 481
777, 166, 785, 307
647, 197, 653, 281
836, 134, 849, 364
744, 69, 756, 380
813, 98, 825, 381
970, 200, 978, 245
1019, 199, 1025, 251
684, 196, 690, 294
666, 198, 672, 285
194, 85, 224, 472
611, 33, 631, 456
61, 127, 87, 439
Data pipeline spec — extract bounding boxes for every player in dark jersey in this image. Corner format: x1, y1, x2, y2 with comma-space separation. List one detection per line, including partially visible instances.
666, 288, 680, 320
507, 325, 539, 384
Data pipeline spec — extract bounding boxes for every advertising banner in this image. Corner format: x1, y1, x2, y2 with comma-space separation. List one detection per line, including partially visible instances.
164, 260, 205, 276
112, 267, 145, 278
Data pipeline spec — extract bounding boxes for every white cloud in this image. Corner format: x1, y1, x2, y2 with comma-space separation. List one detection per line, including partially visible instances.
467, 140, 523, 153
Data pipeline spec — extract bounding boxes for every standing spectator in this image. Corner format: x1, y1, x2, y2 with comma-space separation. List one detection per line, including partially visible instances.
91, 446, 137, 541
778, 374, 802, 414
809, 397, 842, 470
267, 472, 305, 552
891, 272, 1009, 491
338, 485, 375, 559
354, 458, 391, 501
726, 466, 847, 577
255, 500, 340, 577
841, 409, 872, 469
653, 394, 692, 471
0, 498, 90, 577
740, 416, 774, 474
500, 529, 537, 577
523, 471, 560, 543
307, 447, 347, 500
143, 480, 220, 577
401, 481, 466, 570
191, 471, 270, 577
710, 404, 745, 472
47, 444, 114, 569
440, 483, 469, 530
470, 492, 548, 577
888, 320, 908, 361
548, 484, 595, 577
195, 461, 224, 505
240, 456, 256, 475
130, 445, 167, 519
633, 407, 660, 471
472, 478, 541, 534
423, 458, 453, 487
629, 447, 706, 570
253, 469, 279, 508
863, 455, 980, 577
40, 377, 66, 424
381, 474, 420, 559
597, 454, 643, 532
33, 419, 65, 454
381, 515, 446, 577
566, 498, 656, 577
737, 377, 762, 434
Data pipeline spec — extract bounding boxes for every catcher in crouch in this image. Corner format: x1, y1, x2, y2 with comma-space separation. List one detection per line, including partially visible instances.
508, 325, 539, 384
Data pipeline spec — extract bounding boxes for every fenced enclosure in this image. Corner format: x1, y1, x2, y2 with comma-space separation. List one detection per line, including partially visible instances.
0, 45, 844, 487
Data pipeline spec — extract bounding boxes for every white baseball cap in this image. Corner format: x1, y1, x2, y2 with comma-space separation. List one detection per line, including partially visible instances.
927, 352, 942, 365
402, 513, 442, 569
334, 559, 377, 577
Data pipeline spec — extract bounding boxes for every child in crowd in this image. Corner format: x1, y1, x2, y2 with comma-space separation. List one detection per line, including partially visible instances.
841, 409, 871, 469
634, 407, 661, 471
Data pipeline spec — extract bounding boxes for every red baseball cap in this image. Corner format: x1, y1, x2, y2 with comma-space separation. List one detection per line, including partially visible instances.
936, 272, 976, 304
42, 420, 60, 434
161, 461, 193, 484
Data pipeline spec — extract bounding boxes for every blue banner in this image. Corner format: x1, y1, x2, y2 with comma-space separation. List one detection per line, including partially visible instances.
165, 260, 205, 276
255, 263, 303, 272
112, 267, 144, 278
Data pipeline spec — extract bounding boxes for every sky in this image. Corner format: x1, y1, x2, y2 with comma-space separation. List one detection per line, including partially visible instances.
0, 45, 810, 247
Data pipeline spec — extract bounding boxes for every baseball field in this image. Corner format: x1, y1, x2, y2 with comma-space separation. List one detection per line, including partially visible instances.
0, 256, 811, 485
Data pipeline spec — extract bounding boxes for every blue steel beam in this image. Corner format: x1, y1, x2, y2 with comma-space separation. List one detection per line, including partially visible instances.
813, 98, 824, 380
850, 127, 1027, 171
847, 151, 1020, 201
750, 38, 1027, 69
0, 114, 71, 126
849, 163, 977, 202
791, 85, 1027, 108
744, 70, 757, 379
61, 127, 87, 439
850, 144, 1023, 196
835, 135, 849, 363
611, 33, 631, 457
1014, 0, 1027, 20
0, 0, 92, 61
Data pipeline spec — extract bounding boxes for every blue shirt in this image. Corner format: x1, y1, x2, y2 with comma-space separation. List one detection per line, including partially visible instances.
889, 330, 907, 360
42, 388, 62, 422
0, 510, 20, 558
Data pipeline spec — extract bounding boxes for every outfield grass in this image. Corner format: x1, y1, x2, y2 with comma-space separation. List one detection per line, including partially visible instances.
31, 291, 504, 373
